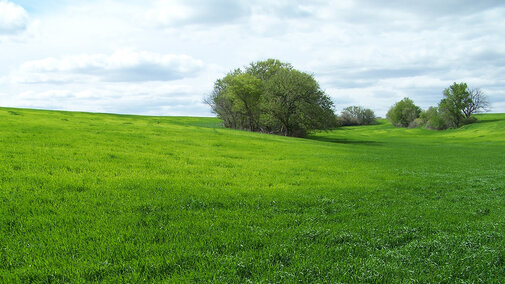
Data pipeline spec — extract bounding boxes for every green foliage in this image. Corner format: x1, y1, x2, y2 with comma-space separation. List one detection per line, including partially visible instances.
2, 107, 505, 282
419, 106, 450, 130
338, 106, 377, 126
386, 97, 421, 127
206, 59, 336, 137
261, 68, 337, 137
408, 117, 424, 129
225, 73, 263, 131
245, 58, 293, 81
462, 116, 478, 125
438, 83, 490, 128
439, 82, 472, 128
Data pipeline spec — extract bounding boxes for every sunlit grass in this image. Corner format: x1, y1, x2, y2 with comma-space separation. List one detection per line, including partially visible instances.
1, 107, 504, 282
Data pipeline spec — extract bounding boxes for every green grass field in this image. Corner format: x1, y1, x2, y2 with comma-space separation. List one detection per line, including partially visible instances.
1, 107, 505, 282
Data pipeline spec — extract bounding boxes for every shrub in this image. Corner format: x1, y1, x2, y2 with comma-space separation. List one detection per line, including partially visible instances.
408, 118, 424, 128
386, 97, 421, 127
338, 106, 377, 126
461, 116, 478, 125
420, 107, 450, 130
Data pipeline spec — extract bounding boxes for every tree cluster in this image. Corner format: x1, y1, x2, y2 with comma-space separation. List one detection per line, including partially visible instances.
387, 82, 490, 130
207, 60, 490, 135
205, 59, 337, 137
338, 106, 377, 126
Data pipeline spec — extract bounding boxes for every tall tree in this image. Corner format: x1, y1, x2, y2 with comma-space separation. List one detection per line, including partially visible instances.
439, 82, 472, 127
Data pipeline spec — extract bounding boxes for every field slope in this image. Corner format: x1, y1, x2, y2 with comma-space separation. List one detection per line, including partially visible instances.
1, 107, 505, 282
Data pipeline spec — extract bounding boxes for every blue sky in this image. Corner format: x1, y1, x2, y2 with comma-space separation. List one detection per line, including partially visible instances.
1, 0, 505, 116
9, 0, 61, 12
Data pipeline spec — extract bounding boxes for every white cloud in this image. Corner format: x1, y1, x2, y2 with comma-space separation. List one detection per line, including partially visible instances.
144, 0, 250, 28
1, 1, 505, 116
3, 81, 211, 116
9, 82, 209, 116
13, 49, 205, 83
143, 0, 329, 30
144, 0, 196, 27
0, 0, 29, 34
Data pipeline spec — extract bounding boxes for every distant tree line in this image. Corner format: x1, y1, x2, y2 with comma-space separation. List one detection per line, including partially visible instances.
387, 82, 489, 130
207, 59, 489, 136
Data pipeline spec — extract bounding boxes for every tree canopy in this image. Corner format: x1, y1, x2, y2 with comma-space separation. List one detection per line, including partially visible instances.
439, 83, 489, 128
338, 106, 377, 126
386, 97, 421, 128
439, 82, 472, 128
206, 59, 336, 137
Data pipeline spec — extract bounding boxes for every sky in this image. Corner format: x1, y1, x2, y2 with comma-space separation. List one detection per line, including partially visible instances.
1, 0, 504, 117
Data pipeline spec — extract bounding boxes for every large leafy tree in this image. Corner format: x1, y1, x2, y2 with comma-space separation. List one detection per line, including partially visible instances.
439, 82, 472, 128
206, 59, 337, 137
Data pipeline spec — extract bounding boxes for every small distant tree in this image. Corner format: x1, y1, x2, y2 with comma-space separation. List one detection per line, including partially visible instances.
338, 106, 377, 126
439, 83, 489, 127
386, 97, 421, 127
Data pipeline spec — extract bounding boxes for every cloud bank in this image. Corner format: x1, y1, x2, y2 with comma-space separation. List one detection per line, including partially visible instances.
14, 50, 204, 83
0, 0, 29, 34
0, 0, 504, 116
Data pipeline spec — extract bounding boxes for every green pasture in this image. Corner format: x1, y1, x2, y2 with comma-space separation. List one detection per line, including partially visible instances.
1, 107, 504, 282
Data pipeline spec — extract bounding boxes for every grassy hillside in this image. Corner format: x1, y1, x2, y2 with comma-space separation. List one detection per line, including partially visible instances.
1, 107, 505, 282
